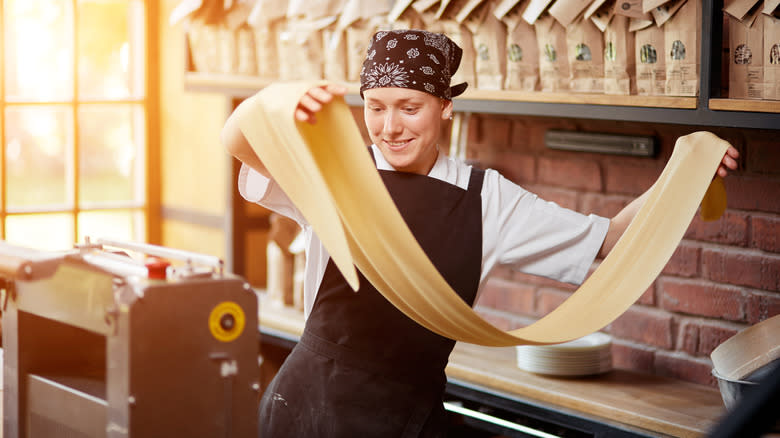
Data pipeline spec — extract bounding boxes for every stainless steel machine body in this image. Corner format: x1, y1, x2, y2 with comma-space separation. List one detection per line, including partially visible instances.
0, 239, 260, 438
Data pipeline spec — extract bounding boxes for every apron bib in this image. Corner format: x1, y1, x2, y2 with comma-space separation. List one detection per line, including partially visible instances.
260, 164, 484, 437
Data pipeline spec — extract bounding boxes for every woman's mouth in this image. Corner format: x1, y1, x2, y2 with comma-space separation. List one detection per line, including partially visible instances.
385, 139, 411, 150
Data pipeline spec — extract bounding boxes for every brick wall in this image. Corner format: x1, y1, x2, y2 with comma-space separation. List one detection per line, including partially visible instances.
465, 114, 780, 387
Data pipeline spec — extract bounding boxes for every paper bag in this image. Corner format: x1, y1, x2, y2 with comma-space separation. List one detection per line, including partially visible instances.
323, 26, 348, 82
462, 0, 508, 89
765, 14, 780, 99
664, 0, 700, 96
604, 14, 636, 94
650, 0, 686, 26
535, 13, 570, 91
567, 16, 605, 92
501, 1, 541, 90
278, 18, 335, 80
434, 0, 480, 88
728, 10, 765, 98
636, 22, 666, 94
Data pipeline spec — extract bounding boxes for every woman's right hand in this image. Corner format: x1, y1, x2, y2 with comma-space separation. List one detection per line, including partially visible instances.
294, 83, 348, 124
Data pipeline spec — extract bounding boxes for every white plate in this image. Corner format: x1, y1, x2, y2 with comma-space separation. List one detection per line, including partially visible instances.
516, 332, 613, 376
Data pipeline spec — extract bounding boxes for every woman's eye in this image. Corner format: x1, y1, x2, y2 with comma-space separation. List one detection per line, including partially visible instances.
403, 107, 418, 114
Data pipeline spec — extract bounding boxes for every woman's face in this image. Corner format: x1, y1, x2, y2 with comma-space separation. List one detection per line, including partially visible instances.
363, 87, 453, 175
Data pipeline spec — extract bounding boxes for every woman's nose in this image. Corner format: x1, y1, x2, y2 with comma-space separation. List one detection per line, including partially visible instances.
383, 111, 402, 135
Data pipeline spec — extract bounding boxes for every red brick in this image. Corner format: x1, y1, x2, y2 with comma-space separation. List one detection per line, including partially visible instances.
604, 161, 661, 196
658, 278, 745, 321
698, 322, 740, 356
746, 291, 780, 324
662, 242, 701, 277
654, 351, 717, 386
489, 264, 516, 280
536, 287, 572, 316
579, 193, 631, 218
744, 133, 780, 176
480, 117, 513, 148
638, 281, 656, 305
702, 248, 780, 292
512, 271, 578, 291
475, 309, 517, 331
476, 278, 535, 316
494, 153, 536, 185
538, 157, 603, 192
684, 211, 749, 247
510, 119, 546, 154
611, 340, 655, 373
677, 319, 700, 356
723, 175, 780, 214
750, 214, 780, 253
607, 306, 675, 349
524, 185, 580, 211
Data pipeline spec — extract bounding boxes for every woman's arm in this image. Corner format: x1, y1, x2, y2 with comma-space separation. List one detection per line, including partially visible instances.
598, 145, 740, 258
220, 83, 348, 177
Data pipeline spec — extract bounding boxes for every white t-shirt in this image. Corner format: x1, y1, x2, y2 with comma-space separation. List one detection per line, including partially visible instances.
239, 144, 610, 318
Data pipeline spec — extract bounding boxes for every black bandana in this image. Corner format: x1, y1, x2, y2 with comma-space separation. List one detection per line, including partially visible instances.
359, 29, 468, 100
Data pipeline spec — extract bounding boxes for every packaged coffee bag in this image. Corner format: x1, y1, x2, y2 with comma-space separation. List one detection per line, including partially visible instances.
535, 13, 570, 91
604, 14, 636, 94
435, 0, 479, 88
664, 0, 700, 96
460, 0, 508, 89
764, 14, 780, 99
635, 22, 666, 94
567, 15, 605, 92
728, 3, 764, 98
498, 0, 540, 90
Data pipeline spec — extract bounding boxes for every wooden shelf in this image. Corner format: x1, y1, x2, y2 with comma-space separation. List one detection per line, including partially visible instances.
709, 98, 780, 114
186, 71, 779, 129
185, 72, 695, 109
460, 89, 698, 109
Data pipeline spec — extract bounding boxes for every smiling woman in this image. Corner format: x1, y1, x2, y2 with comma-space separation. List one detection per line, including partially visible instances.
1, 0, 149, 250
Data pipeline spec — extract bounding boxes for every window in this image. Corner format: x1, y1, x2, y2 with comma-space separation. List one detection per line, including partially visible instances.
1, 0, 149, 250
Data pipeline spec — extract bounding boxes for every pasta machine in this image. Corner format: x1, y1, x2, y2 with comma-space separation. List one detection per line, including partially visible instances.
0, 238, 260, 438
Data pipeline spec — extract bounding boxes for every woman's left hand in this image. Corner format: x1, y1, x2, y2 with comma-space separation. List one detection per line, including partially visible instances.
717, 145, 740, 178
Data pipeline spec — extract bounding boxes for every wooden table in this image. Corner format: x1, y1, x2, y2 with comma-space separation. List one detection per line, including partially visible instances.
258, 298, 727, 437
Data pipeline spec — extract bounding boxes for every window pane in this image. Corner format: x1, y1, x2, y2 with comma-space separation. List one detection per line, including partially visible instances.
6, 106, 74, 209
79, 104, 145, 205
4, 0, 74, 101
6, 214, 75, 251
78, 210, 145, 243
77, 0, 146, 99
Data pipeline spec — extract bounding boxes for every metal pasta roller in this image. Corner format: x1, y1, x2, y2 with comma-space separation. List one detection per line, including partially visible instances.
0, 238, 260, 438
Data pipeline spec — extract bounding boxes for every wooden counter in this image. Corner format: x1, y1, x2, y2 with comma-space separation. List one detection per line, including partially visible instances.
258, 298, 727, 438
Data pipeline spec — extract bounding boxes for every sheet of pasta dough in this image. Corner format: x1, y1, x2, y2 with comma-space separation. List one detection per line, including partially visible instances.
234, 81, 730, 346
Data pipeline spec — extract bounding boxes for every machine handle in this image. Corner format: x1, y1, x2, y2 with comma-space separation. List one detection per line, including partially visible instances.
94, 238, 224, 273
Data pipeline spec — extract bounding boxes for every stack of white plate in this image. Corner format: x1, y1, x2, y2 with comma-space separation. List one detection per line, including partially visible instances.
516, 332, 613, 376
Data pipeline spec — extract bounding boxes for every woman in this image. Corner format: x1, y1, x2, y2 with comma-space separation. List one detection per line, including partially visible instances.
222, 29, 739, 437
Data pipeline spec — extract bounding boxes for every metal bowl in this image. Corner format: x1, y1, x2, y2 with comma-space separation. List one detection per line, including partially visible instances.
712, 360, 779, 410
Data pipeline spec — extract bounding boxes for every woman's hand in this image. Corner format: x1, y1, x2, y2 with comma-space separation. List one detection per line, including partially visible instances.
717, 145, 740, 178
294, 83, 348, 124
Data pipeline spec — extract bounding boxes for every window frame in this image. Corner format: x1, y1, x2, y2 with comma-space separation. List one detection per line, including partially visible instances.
0, 0, 160, 248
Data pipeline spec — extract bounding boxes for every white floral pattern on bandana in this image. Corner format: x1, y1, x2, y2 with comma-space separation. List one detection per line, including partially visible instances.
364, 62, 409, 88
407, 48, 420, 58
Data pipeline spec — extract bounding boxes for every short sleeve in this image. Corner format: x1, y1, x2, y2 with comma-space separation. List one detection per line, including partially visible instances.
237, 163, 307, 225
481, 169, 609, 285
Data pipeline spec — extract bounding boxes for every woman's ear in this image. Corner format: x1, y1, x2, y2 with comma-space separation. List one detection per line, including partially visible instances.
441, 99, 454, 121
